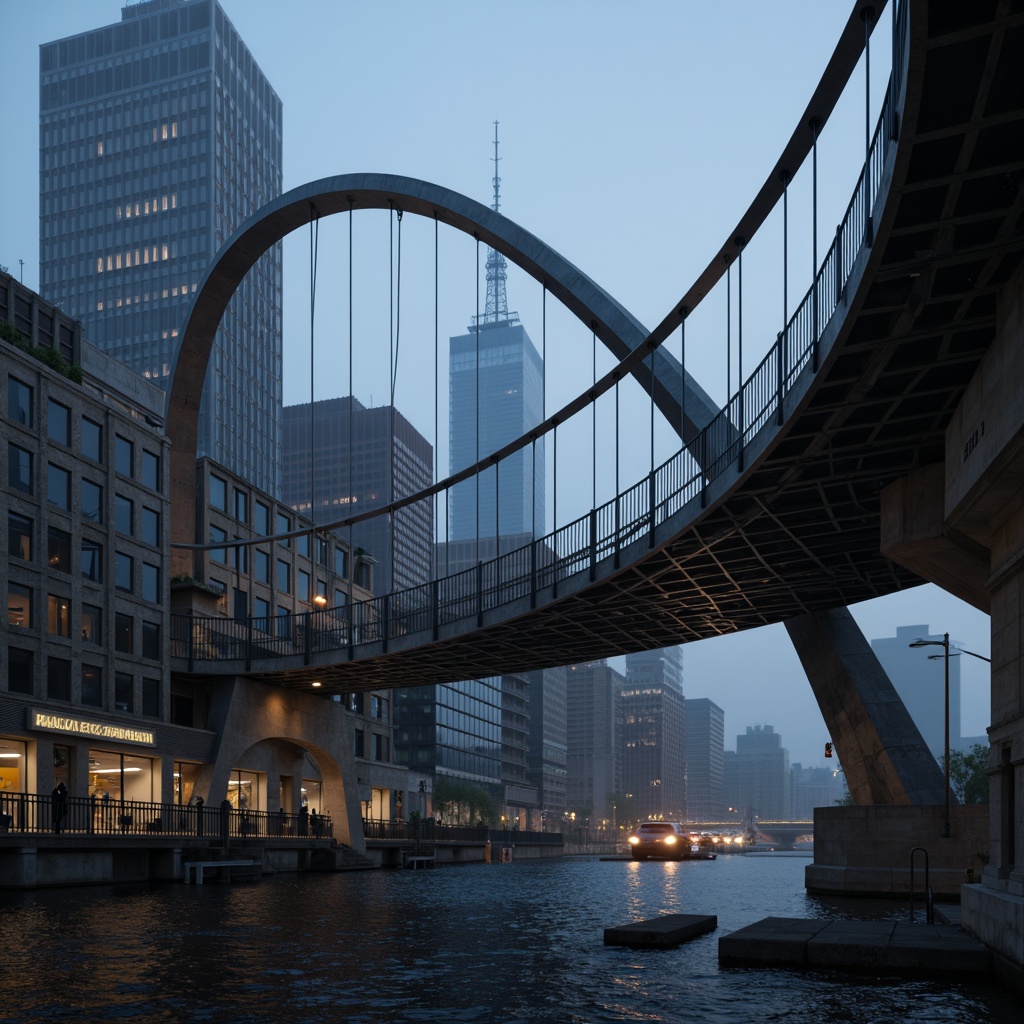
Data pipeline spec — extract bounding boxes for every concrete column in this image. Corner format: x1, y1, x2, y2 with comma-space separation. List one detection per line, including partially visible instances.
786, 607, 946, 805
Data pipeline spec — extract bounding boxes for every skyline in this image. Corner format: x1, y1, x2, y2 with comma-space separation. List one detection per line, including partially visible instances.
2, 0, 992, 767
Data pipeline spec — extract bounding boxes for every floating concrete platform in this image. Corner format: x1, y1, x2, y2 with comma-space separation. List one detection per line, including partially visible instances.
719, 917, 992, 976
605, 913, 717, 948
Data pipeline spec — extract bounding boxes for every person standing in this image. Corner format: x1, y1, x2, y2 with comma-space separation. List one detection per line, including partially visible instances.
52, 782, 68, 834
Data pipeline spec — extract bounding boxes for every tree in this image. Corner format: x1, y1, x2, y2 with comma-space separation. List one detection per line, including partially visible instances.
432, 777, 498, 825
943, 743, 989, 804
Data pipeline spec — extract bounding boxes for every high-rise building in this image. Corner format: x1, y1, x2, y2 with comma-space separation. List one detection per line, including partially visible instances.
447, 125, 544, 544
723, 724, 791, 820
280, 396, 433, 595
870, 624, 962, 761
526, 666, 568, 826
566, 660, 622, 828
790, 762, 846, 820
39, 0, 284, 495
621, 647, 687, 821
684, 697, 724, 822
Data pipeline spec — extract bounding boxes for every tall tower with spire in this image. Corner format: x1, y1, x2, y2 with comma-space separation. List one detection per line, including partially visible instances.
447, 123, 545, 545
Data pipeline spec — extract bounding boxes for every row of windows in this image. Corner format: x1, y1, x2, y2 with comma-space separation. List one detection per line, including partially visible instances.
6, 376, 161, 487
208, 474, 348, 576
7, 647, 161, 717
8, 578, 161, 636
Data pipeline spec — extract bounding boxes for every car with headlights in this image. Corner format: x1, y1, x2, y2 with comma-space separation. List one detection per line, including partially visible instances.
626, 821, 689, 860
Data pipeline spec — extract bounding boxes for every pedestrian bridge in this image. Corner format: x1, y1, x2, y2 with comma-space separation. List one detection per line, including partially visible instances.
168, 0, 1021, 694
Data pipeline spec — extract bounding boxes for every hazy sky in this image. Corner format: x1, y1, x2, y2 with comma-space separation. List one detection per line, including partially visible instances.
2, 1, 992, 767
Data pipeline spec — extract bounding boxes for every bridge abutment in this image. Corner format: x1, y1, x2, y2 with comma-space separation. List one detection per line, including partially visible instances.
881, 261, 1024, 975
199, 676, 366, 853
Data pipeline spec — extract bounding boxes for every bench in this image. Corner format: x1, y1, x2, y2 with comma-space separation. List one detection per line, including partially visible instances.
183, 859, 262, 884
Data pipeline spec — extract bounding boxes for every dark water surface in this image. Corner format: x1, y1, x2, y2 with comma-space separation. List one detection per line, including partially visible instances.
0, 854, 1017, 1023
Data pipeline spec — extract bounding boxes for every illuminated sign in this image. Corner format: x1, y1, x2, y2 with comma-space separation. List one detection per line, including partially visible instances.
28, 709, 155, 747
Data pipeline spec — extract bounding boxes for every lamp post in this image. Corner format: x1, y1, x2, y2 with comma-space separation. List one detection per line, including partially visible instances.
909, 633, 991, 838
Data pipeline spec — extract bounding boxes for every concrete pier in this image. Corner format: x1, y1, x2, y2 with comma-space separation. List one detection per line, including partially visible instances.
605, 914, 717, 948
719, 917, 992, 976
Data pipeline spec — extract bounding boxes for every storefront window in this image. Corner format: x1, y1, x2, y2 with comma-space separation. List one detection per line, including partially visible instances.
300, 778, 321, 812
173, 761, 201, 805
88, 750, 154, 803
0, 739, 27, 795
227, 769, 260, 811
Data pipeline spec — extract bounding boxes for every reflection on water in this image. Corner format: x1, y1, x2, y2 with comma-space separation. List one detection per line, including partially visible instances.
0, 855, 1017, 1023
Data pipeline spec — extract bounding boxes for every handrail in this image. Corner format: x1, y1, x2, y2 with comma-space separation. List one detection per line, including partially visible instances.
170, 0, 909, 666
909, 846, 934, 925
0, 791, 332, 841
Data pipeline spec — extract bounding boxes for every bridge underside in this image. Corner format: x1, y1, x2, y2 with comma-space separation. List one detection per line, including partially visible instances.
177, 2, 1023, 695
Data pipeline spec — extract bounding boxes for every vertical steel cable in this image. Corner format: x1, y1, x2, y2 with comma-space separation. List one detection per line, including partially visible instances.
475, 235, 480, 565
309, 206, 319, 548
347, 202, 354, 607
592, 325, 597, 511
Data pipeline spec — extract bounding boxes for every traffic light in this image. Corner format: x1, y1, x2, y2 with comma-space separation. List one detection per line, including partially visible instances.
824, 742, 833, 758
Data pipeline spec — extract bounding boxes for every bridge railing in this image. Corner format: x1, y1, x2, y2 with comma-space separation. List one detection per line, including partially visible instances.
171, 1, 908, 668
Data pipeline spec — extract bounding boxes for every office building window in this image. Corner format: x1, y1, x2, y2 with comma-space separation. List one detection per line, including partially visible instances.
8, 583, 32, 628
234, 489, 247, 523
254, 548, 269, 583
81, 665, 103, 708
115, 672, 134, 713
48, 527, 71, 573
81, 538, 103, 582
9, 512, 32, 561
210, 526, 227, 564
276, 512, 290, 545
142, 621, 160, 661
141, 507, 160, 547
254, 501, 269, 535
81, 604, 102, 645
115, 613, 134, 654
115, 553, 133, 592
253, 596, 269, 630
9, 648, 34, 695
277, 559, 290, 594
276, 606, 290, 639
335, 548, 347, 579
142, 677, 161, 718
8, 377, 32, 426
47, 658, 71, 702
142, 450, 160, 492
115, 495, 134, 536
47, 400, 71, 446
47, 595, 71, 638
210, 475, 227, 511
297, 570, 310, 602
115, 436, 133, 477
47, 464, 70, 510
8, 444, 33, 494
81, 479, 103, 523
142, 563, 159, 603
82, 418, 103, 462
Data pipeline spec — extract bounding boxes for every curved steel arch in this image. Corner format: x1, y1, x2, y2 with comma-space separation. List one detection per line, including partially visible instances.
166, 173, 716, 562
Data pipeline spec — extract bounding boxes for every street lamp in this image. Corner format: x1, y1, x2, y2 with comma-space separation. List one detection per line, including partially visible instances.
909, 633, 991, 838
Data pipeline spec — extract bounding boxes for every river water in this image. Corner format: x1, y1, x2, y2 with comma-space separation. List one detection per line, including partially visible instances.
0, 853, 1017, 1023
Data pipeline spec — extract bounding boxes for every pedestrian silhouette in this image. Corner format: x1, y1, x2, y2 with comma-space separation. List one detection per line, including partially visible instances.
52, 782, 68, 834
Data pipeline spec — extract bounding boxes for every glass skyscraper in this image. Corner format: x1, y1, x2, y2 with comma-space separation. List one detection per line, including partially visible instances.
448, 321, 545, 542
38, 0, 283, 495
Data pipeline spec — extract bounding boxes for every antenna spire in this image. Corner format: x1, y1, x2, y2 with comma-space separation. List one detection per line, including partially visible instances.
473, 120, 519, 330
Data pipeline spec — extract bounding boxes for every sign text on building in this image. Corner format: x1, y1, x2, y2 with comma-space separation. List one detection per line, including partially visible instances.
28, 710, 156, 747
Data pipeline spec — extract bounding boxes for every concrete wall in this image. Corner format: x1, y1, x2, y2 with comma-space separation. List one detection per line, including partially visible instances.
807, 804, 989, 898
